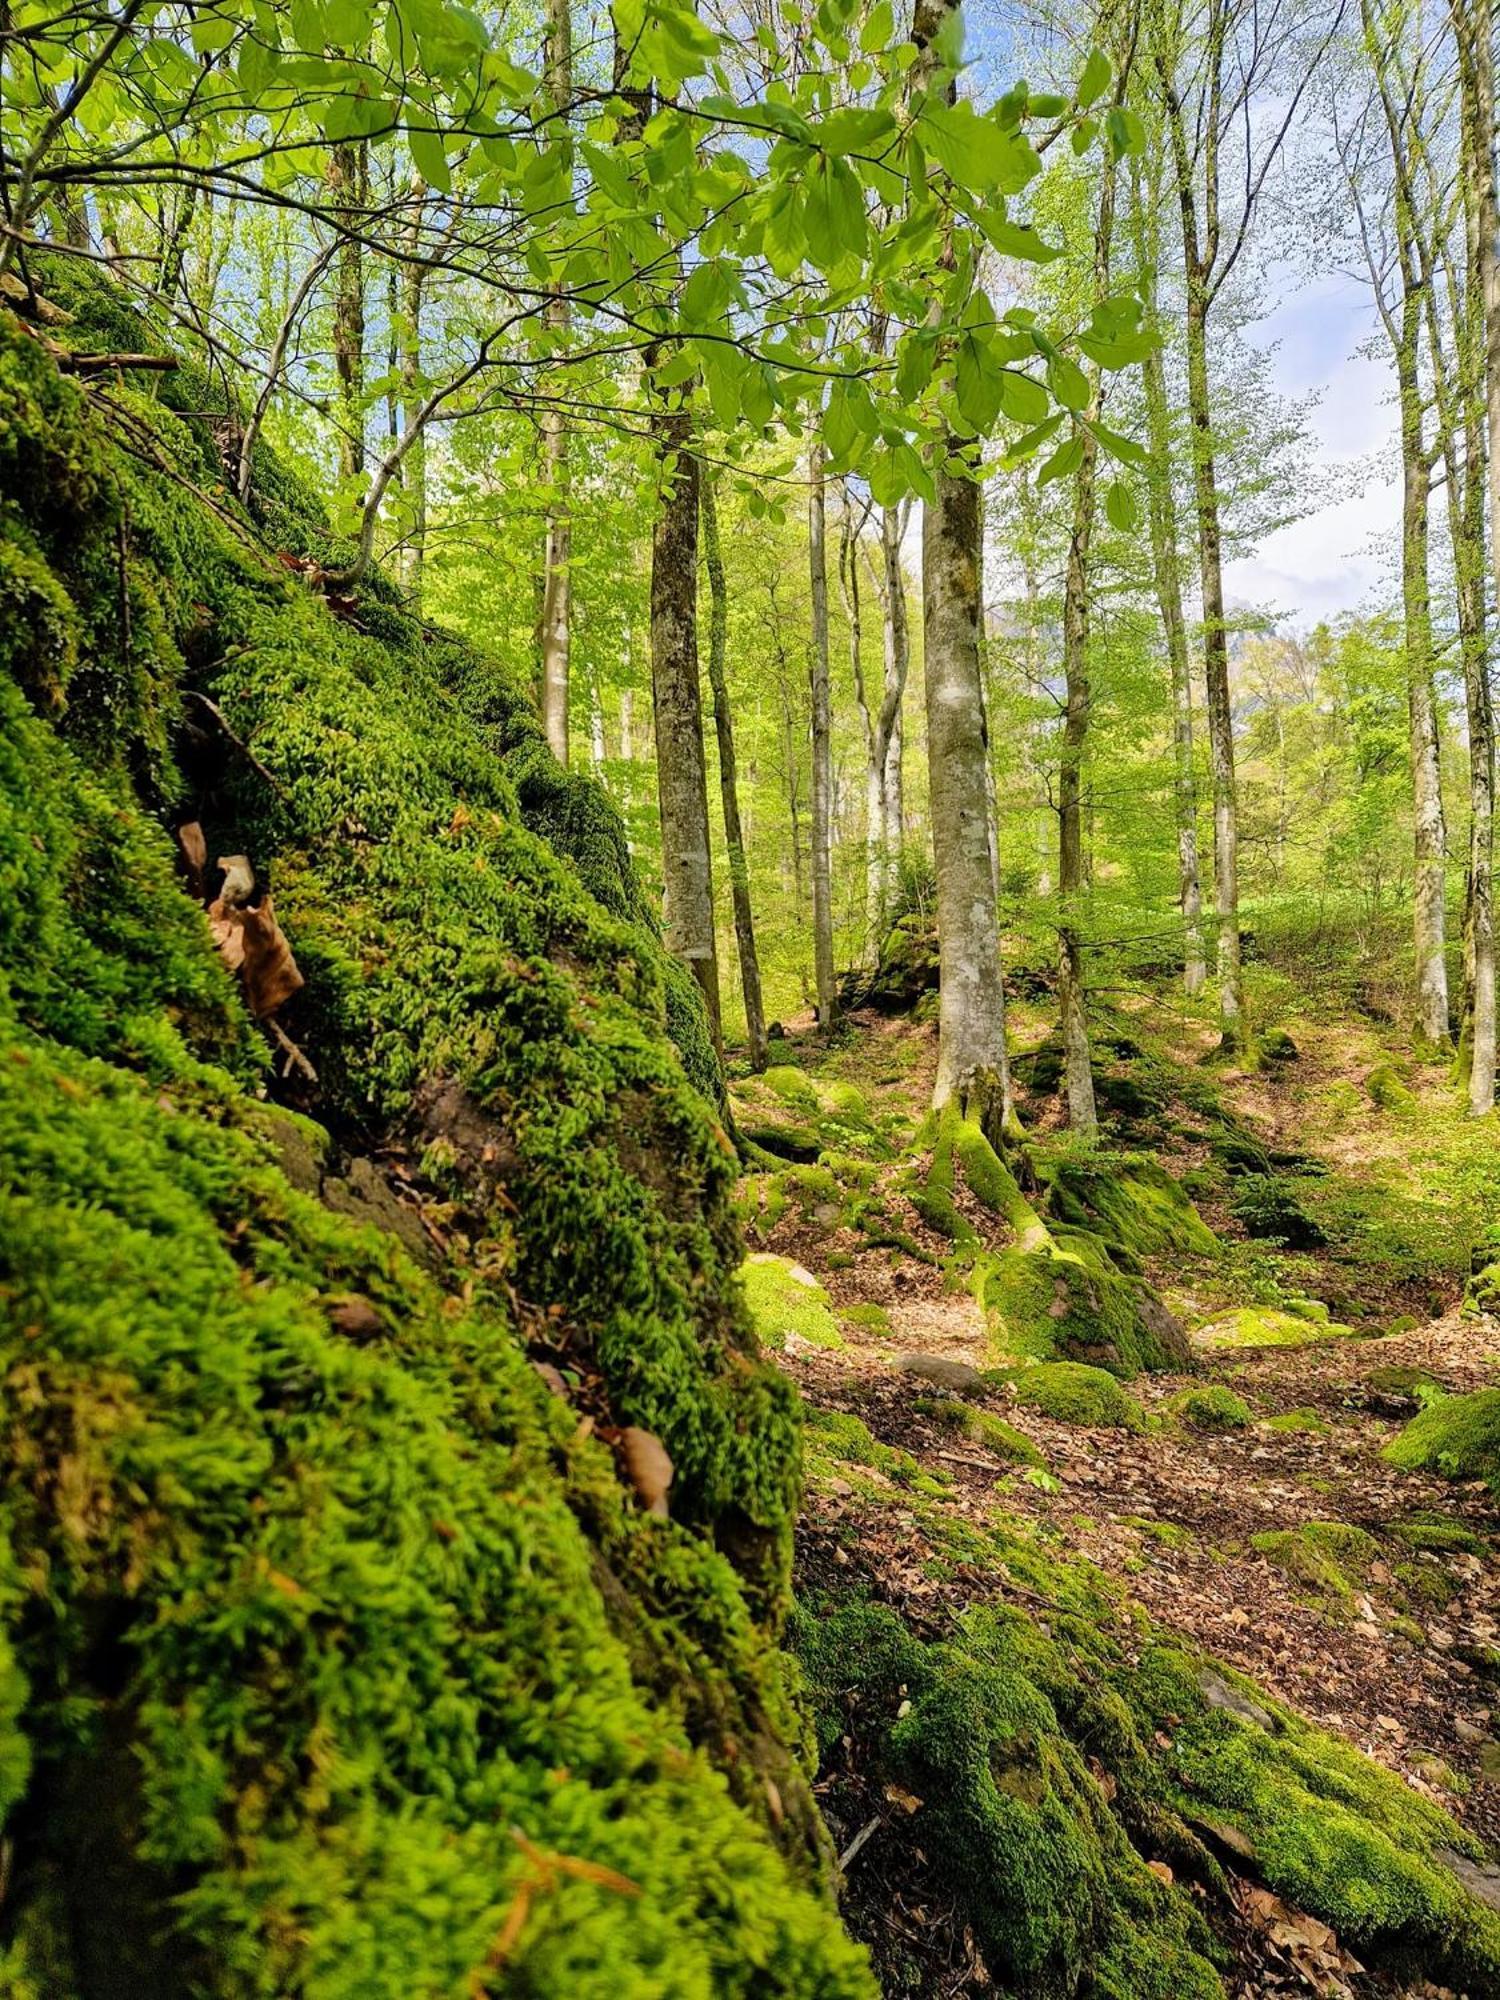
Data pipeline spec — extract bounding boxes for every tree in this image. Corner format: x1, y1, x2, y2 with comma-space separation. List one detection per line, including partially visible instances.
808, 431, 838, 1025
538, 0, 573, 762
1149, 0, 1343, 1047
702, 470, 769, 1067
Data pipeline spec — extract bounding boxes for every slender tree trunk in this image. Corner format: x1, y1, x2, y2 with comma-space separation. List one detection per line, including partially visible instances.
401, 192, 427, 611
651, 410, 721, 1051
1396, 296, 1451, 1048
1182, 283, 1245, 1043
808, 435, 838, 1024
702, 473, 769, 1068
1058, 430, 1098, 1138
923, 463, 1012, 1137
1455, 0, 1498, 1109
539, 0, 573, 761
1137, 224, 1206, 993
327, 142, 367, 486
877, 503, 910, 924
913, 0, 1011, 1138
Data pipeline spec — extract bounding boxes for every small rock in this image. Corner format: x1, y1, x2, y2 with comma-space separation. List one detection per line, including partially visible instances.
895, 1353, 983, 1392
1436, 1849, 1500, 1910
1198, 1667, 1275, 1731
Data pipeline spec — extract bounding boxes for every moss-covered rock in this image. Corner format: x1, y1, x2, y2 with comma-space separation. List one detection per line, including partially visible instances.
1166, 1385, 1254, 1432
1385, 1389, 1500, 1494
914, 1397, 1048, 1468
741, 1254, 844, 1351
1368, 1063, 1417, 1114
1192, 1307, 1355, 1350
1005, 1362, 1146, 1431
1228, 1174, 1325, 1250
981, 1232, 1189, 1376
1044, 1154, 1218, 1261
1250, 1522, 1378, 1610
0, 297, 871, 1996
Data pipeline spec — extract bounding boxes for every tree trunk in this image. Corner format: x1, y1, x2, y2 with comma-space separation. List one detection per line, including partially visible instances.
702, 472, 769, 1069
538, 0, 573, 762
400, 196, 427, 612
327, 142, 367, 486
923, 462, 1012, 1139
1397, 293, 1451, 1049
651, 410, 721, 1051
1137, 200, 1206, 994
808, 435, 838, 1025
1455, 0, 1498, 1110
1182, 282, 1245, 1044
877, 502, 910, 927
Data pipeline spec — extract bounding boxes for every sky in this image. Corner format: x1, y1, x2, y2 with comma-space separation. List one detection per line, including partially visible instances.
1221, 270, 1402, 631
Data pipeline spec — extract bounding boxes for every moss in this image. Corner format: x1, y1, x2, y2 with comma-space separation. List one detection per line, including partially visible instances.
793, 1600, 1223, 1998
1255, 1028, 1299, 1065
1367, 1063, 1417, 1113
1005, 1363, 1146, 1432
1044, 1154, 1218, 1260
1391, 1516, 1488, 1555
740, 1254, 844, 1351
913, 1397, 1048, 1468
840, 1302, 891, 1337
1166, 1385, 1254, 1432
1127, 1645, 1500, 1982
1385, 1389, 1500, 1493
980, 1233, 1185, 1376
1193, 1307, 1355, 1350
0, 298, 872, 1996
1262, 1407, 1330, 1434
1250, 1522, 1377, 1609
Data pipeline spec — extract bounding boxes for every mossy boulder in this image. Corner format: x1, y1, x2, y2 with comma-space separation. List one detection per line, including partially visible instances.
732, 1069, 887, 1165
981, 1233, 1190, 1376
1385, 1389, 1500, 1494
1255, 1028, 1299, 1065
1044, 1154, 1218, 1261
1251, 1523, 1378, 1610
1193, 1308, 1355, 1351
740, 1254, 844, 1351
1166, 1385, 1254, 1432
1005, 1362, 1146, 1432
794, 1601, 1223, 1999
0, 298, 871, 1996
1368, 1063, 1417, 1114
914, 1397, 1048, 1468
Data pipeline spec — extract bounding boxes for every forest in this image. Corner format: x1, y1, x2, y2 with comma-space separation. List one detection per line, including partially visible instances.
3, 0, 1500, 1990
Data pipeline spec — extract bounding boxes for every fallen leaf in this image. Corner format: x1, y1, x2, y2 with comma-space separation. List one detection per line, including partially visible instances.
620, 1426, 673, 1518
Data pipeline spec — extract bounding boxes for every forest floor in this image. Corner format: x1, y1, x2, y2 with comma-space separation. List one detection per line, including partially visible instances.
735, 996, 1500, 1998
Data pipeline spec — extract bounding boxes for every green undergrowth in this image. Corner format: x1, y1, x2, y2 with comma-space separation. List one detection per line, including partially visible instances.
1192, 1305, 1356, 1349
0, 289, 873, 1993
1250, 1522, 1378, 1613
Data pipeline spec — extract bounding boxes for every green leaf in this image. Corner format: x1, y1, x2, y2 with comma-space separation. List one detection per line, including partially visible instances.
409, 126, 451, 193
1046, 354, 1090, 412
1077, 46, 1111, 109
954, 332, 1003, 432
1105, 105, 1146, 158
1037, 434, 1085, 486
996, 369, 1049, 424
1104, 479, 1138, 531
816, 105, 896, 155
801, 154, 866, 271
1000, 412, 1063, 468
1077, 328, 1156, 368
894, 329, 937, 403
1093, 421, 1148, 466
761, 181, 805, 279
919, 100, 1039, 194
859, 0, 894, 50
979, 214, 1062, 264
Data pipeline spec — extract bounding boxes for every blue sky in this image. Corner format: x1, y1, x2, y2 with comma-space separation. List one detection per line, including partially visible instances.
1222, 269, 1401, 630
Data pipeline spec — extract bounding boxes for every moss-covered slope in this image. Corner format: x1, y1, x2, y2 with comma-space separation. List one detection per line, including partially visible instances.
0, 293, 870, 1993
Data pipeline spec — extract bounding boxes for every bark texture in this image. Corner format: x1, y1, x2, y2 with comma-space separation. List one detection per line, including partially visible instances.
539, 0, 573, 762
702, 472, 768, 1068
808, 435, 838, 1024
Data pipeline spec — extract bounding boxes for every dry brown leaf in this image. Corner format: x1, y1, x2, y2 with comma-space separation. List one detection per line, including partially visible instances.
620, 1426, 673, 1518
239, 897, 304, 1017
176, 820, 208, 900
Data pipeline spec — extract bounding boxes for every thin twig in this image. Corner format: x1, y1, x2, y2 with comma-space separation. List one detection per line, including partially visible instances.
182, 689, 286, 798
